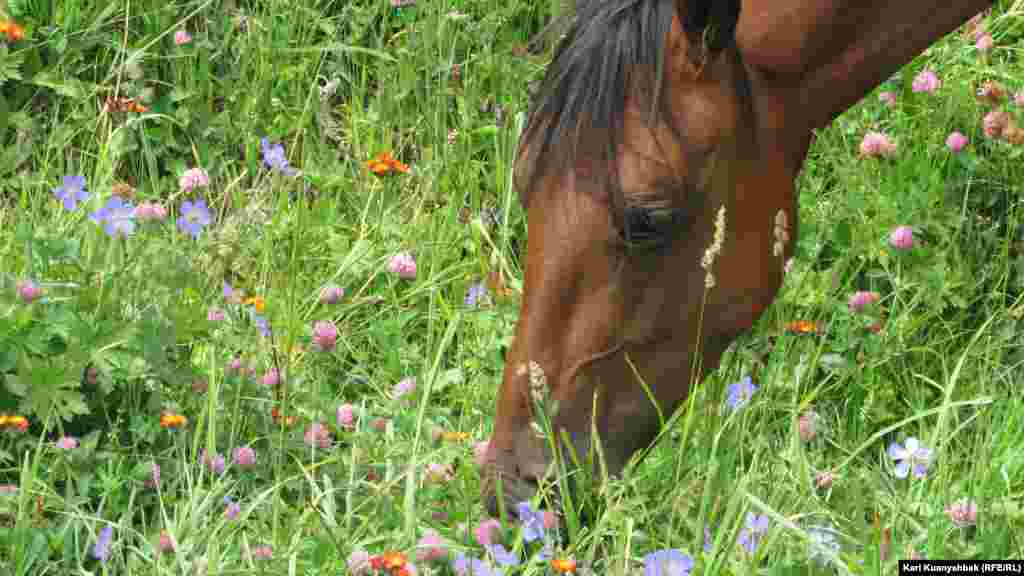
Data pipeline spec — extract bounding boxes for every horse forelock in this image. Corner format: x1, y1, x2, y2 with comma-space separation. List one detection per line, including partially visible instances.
518, 0, 678, 215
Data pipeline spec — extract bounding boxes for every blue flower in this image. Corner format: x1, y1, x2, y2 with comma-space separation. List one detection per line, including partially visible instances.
643, 549, 694, 576
177, 199, 212, 239
888, 437, 932, 479
486, 544, 520, 567
53, 175, 89, 211
253, 314, 272, 338
465, 282, 492, 309
704, 524, 713, 554
261, 138, 298, 176
451, 552, 500, 576
737, 513, 770, 555
89, 197, 136, 238
516, 501, 545, 543
93, 525, 113, 563
726, 376, 758, 411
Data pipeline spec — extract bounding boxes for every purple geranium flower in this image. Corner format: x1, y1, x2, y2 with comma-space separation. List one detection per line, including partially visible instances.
643, 549, 694, 576
888, 437, 932, 478
465, 282, 492, 308
737, 513, 770, 555
726, 376, 758, 411
53, 175, 89, 211
90, 197, 136, 238
516, 501, 546, 543
261, 138, 298, 176
93, 525, 113, 563
176, 199, 212, 239
452, 553, 500, 576
253, 314, 271, 337
486, 544, 520, 567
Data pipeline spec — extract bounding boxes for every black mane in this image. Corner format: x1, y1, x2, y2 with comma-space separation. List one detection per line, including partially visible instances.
517, 0, 741, 210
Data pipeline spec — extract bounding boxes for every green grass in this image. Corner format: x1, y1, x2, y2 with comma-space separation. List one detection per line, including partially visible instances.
2, 0, 1024, 574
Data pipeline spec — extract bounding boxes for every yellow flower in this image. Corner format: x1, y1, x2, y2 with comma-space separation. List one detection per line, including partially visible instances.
244, 296, 265, 313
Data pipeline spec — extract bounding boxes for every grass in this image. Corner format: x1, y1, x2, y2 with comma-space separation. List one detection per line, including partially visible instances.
2, 0, 1024, 574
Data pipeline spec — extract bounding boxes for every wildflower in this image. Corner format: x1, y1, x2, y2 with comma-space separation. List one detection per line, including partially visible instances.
0, 414, 29, 432
911, 69, 941, 94
144, 462, 160, 490
643, 549, 694, 576
179, 167, 209, 192
798, 411, 818, 442
207, 308, 225, 321
16, 279, 42, 303
700, 205, 728, 288
319, 285, 344, 304
134, 202, 167, 221
52, 175, 89, 211
424, 462, 453, 484
371, 418, 389, 432
487, 544, 521, 567
737, 513, 770, 555
888, 437, 932, 479
1, 20, 26, 41
976, 81, 1006, 105
726, 376, 758, 411
473, 441, 490, 468
177, 199, 212, 239
452, 553, 500, 576
806, 524, 842, 567
242, 296, 266, 313
251, 545, 273, 560
337, 404, 356, 430
55, 436, 79, 450
371, 551, 409, 572
848, 291, 881, 313
389, 251, 417, 279
975, 33, 993, 53
945, 499, 978, 527
260, 138, 298, 176
232, 446, 257, 468
465, 282, 492, 308
90, 197, 137, 238
416, 530, 447, 563
173, 29, 193, 45
704, 525, 713, 553
888, 226, 915, 250
261, 368, 280, 387
815, 470, 835, 489
312, 320, 338, 352
224, 496, 241, 520
859, 131, 898, 158
366, 151, 410, 175
304, 422, 333, 449
393, 377, 416, 399
348, 549, 373, 575
158, 531, 176, 554
159, 413, 188, 429
983, 110, 1011, 139
474, 518, 503, 546
517, 501, 546, 543
946, 132, 969, 153
253, 314, 272, 338
0, 484, 17, 494
1014, 92, 1024, 107
878, 91, 897, 107
442, 431, 470, 442
201, 450, 226, 475
93, 526, 113, 563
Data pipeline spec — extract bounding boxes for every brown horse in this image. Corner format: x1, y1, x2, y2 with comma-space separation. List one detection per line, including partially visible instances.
482, 0, 994, 516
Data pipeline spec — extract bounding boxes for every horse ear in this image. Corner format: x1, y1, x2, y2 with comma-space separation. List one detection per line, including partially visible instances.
680, 0, 741, 52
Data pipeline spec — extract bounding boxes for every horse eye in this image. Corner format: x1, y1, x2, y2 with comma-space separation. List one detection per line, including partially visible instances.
623, 206, 674, 249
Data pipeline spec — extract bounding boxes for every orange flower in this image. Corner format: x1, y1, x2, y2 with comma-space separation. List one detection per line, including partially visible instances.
1, 21, 25, 42
159, 413, 188, 429
104, 96, 148, 113
381, 550, 407, 570
270, 407, 296, 427
243, 296, 265, 313
366, 152, 409, 176
783, 320, 822, 335
0, 415, 29, 432
442, 431, 470, 442
552, 557, 577, 573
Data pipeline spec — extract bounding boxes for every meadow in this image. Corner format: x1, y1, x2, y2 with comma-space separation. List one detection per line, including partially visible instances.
2, 0, 1024, 574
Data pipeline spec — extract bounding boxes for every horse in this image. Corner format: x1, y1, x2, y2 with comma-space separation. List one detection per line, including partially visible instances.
482, 0, 994, 517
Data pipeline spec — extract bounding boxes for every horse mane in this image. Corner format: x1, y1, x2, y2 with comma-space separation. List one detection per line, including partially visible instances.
517, 0, 741, 212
